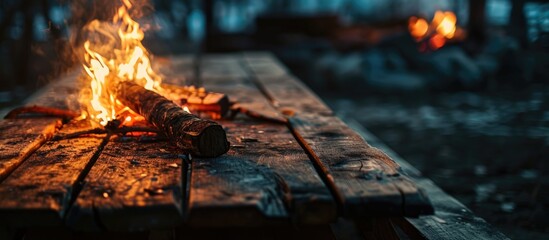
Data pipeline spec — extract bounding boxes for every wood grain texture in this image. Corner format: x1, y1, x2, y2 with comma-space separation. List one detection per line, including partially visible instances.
179, 55, 336, 226
345, 119, 509, 240
187, 146, 289, 227
250, 74, 333, 116
289, 114, 432, 217
242, 53, 433, 217
242, 53, 332, 116
66, 140, 184, 231
0, 120, 106, 227
0, 118, 60, 181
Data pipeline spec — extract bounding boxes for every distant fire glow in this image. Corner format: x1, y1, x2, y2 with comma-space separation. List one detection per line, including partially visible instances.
408, 10, 463, 50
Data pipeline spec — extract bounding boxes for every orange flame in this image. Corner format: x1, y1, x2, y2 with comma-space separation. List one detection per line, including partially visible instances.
80, 0, 163, 126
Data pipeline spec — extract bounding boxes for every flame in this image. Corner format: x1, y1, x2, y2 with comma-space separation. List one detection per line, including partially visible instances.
183, 106, 190, 113
80, 0, 163, 126
408, 10, 459, 50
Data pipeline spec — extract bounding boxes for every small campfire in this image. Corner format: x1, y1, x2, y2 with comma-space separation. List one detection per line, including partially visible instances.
4, 0, 233, 158
76, 0, 230, 157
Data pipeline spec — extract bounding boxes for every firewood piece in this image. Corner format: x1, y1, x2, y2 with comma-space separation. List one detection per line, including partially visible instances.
243, 53, 433, 217
0, 120, 106, 227
115, 81, 229, 157
66, 140, 183, 231
184, 92, 230, 117
4, 105, 79, 120
0, 118, 60, 181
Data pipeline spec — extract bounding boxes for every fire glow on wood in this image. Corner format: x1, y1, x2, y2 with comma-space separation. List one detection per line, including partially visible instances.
408, 10, 465, 51
80, 0, 165, 126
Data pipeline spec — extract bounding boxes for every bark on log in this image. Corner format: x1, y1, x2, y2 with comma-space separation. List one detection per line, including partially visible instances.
115, 81, 230, 157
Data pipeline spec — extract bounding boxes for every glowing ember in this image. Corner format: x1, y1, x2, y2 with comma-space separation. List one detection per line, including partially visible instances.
80, 0, 164, 126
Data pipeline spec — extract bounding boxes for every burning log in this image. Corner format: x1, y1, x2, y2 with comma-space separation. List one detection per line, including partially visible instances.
115, 81, 230, 157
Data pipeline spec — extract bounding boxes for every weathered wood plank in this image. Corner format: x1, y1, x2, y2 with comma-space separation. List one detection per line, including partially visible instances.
66, 139, 184, 231
247, 74, 333, 116
0, 120, 106, 227
242, 52, 289, 77
170, 55, 336, 226
200, 54, 248, 79
0, 118, 60, 181
22, 69, 82, 111
289, 114, 432, 217
243, 53, 433, 217
188, 119, 336, 226
242, 52, 329, 116
204, 81, 286, 124
345, 119, 510, 240
187, 138, 289, 226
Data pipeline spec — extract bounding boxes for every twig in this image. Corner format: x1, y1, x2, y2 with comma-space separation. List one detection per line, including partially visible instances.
4, 105, 79, 120
52, 125, 160, 140
51, 128, 105, 140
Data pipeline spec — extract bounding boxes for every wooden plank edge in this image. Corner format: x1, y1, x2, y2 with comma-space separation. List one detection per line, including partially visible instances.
344, 118, 510, 240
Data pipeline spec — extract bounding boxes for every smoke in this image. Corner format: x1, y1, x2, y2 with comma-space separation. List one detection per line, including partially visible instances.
69, 0, 153, 27
67, 0, 154, 67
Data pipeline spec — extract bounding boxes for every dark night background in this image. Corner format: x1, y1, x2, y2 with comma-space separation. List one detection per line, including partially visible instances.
0, 0, 547, 239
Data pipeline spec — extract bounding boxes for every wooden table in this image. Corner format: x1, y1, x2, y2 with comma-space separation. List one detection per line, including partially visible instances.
0, 52, 435, 239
